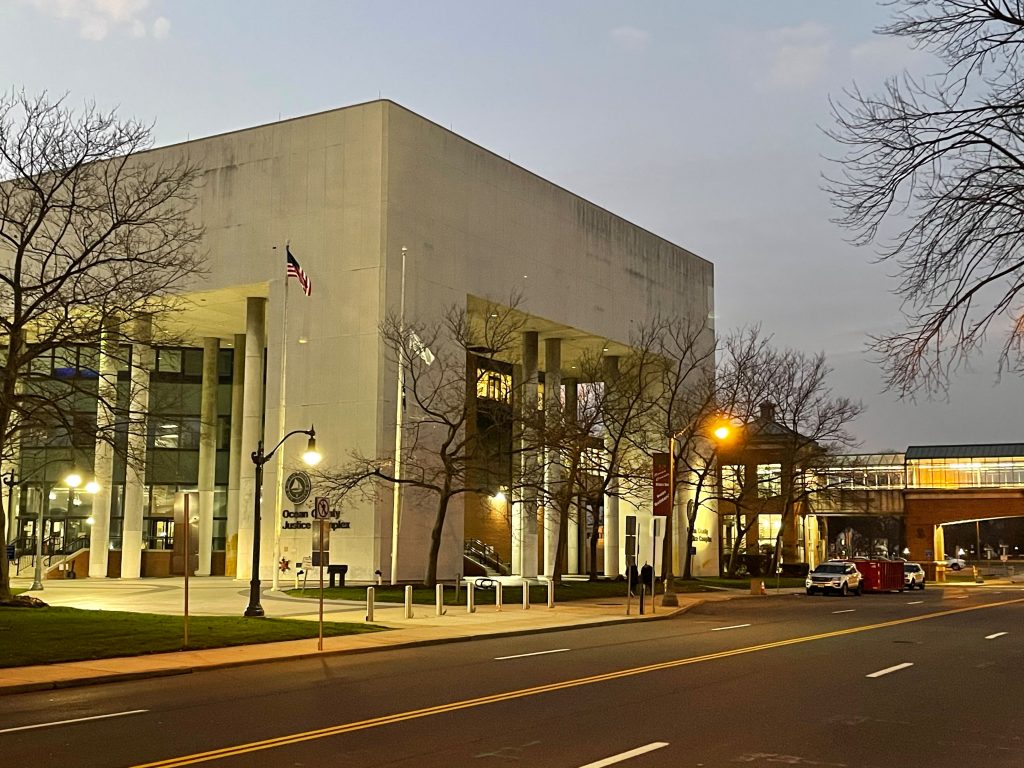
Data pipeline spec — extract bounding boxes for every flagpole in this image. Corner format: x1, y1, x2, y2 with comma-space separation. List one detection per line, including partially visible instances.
271, 245, 291, 592
390, 246, 407, 586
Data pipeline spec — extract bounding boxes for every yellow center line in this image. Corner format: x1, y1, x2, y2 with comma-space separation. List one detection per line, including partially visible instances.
132, 596, 1024, 767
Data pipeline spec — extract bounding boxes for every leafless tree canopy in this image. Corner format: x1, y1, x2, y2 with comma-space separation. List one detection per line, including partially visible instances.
826, 0, 1024, 394
314, 296, 525, 586
0, 90, 203, 602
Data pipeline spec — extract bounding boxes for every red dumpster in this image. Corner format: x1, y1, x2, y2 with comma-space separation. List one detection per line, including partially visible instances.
849, 559, 905, 593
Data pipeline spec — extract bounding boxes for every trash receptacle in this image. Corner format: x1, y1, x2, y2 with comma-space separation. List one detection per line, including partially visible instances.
750, 577, 763, 595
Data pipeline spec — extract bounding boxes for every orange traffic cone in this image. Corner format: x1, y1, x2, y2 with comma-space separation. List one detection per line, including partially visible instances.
760, 581, 767, 595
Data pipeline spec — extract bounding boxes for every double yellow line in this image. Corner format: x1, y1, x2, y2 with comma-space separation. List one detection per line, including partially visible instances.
133, 597, 1024, 767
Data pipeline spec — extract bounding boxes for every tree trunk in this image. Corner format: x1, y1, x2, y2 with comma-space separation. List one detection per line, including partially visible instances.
425, 491, 452, 587
588, 504, 599, 581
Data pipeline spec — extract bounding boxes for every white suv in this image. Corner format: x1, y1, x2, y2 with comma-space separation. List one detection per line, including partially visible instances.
806, 561, 862, 596
903, 562, 926, 589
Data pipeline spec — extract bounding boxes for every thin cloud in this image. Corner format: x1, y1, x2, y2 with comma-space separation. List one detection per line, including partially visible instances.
850, 35, 922, 72
610, 26, 651, 53
763, 22, 832, 90
26, 0, 170, 41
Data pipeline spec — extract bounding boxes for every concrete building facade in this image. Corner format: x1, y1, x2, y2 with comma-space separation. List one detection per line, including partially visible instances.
7, 100, 716, 585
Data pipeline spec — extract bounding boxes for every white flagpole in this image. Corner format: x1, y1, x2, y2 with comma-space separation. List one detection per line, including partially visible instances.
271, 245, 291, 592
390, 247, 407, 586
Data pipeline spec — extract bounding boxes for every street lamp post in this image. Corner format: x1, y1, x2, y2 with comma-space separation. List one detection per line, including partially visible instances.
663, 421, 732, 607
245, 425, 321, 617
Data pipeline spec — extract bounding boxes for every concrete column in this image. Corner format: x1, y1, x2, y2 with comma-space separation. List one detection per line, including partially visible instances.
543, 337, 562, 578
88, 325, 118, 578
225, 333, 246, 577
564, 378, 579, 575
197, 337, 220, 576
236, 298, 266, 580
603, 356, 621, 577
121, 321, 152, 579
514, 331, 539, 578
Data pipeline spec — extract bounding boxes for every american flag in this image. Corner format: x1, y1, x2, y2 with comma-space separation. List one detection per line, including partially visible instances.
286, 245, 312, 296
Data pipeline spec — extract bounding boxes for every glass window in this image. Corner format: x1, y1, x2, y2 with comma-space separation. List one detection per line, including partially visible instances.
218, 349, 234, 378
183, 349, 203, 376
757, 464, 782, 497
157, 349, 182, 373
476, 369, 511, 402
721, 465, 744, 497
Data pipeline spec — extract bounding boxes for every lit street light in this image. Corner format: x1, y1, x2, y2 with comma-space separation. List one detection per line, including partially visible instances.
664, 419, 731, 607
244, 426, 321, 617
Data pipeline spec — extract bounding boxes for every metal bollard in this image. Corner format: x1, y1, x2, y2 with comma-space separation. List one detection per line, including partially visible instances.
496, 582, 503, 612
366, 586, 375, 622
522, 580, 530, 610
404, 584, 413, 619
436, 583, 444, 616
547, 579, 554, 609
467, 582, 476, 613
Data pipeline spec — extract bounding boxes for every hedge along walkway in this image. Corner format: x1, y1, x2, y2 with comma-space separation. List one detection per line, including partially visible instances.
0, 606, 386, 668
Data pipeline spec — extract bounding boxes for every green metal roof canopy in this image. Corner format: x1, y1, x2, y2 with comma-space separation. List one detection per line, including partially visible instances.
905, 444, 1024, 460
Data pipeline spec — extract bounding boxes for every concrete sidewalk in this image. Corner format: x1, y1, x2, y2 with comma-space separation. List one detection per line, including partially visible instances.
1, 576, 727, 695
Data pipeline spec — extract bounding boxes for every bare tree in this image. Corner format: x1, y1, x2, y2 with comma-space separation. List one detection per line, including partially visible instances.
0, 91, 202, 603
314, 299, 524, 587
634, 315, 718, 587
826, 0, 1024, 395
713, 332, 863, 577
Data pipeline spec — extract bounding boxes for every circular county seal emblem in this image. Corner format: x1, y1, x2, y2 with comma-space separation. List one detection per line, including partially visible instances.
284, 471, 312, 505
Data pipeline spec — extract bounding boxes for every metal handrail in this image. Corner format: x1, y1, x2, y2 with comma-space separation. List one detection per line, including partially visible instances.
464, 538, 509, 575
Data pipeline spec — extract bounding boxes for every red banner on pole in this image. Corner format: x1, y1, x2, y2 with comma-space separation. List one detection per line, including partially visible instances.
653, 452, 671, 516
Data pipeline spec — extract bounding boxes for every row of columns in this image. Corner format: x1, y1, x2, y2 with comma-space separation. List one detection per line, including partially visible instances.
510, 331, 623, 580
81, 297, 266, 579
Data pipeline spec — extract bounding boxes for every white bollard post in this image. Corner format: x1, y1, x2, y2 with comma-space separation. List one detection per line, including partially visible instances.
436, 583, 444, 616
522, 580, 530, 610
547, 579, 554, 609
496, 582, 503, 612
366, 586, 375, 622
467, 582, 475, 614
404, 584, 413, 619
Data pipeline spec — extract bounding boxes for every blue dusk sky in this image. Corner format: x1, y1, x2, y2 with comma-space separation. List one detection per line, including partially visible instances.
2, 0, 1019, 451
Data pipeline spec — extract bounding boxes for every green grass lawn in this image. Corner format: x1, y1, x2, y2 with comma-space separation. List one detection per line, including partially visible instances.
0, 607, 386, 668
287, 577, 728, 605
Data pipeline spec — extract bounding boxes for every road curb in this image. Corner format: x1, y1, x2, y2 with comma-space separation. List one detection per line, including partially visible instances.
0, 601, 701, 696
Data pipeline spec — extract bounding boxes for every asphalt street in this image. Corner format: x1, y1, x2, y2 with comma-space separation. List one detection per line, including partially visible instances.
3, 586, 1022, 768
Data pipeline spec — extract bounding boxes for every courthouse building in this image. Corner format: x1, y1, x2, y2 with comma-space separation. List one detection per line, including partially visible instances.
7, 100, 716, 584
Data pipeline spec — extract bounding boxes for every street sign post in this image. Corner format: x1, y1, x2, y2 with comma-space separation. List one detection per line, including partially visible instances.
311, 497, 330, 650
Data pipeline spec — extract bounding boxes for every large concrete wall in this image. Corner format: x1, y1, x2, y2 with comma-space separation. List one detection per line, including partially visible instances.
380, 102, 714, 580
130, 100, 713, 582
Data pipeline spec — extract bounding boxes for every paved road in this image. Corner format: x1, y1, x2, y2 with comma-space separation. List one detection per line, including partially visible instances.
3, 586, 1022, 767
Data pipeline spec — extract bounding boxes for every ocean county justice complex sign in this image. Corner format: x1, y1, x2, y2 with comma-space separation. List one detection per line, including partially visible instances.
282, 508, 350, 531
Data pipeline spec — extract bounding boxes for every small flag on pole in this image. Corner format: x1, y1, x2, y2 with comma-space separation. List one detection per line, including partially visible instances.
409, 331, 435, 365
286, 245, 312, 296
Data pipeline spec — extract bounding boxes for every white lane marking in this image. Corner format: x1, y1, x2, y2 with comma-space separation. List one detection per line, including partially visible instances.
495, 648, 570, 660
985, 632, 1008, 640
579, 742, 670, 768
906, 601, 923, 605
949, 595, 968, 599
832, 609, 855, 614
711, 623, 751, 631
866, 662, 914, 678
0, 709, 149, 734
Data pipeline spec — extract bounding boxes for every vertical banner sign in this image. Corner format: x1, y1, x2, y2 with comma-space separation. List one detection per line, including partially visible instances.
652, 452, 671, 516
